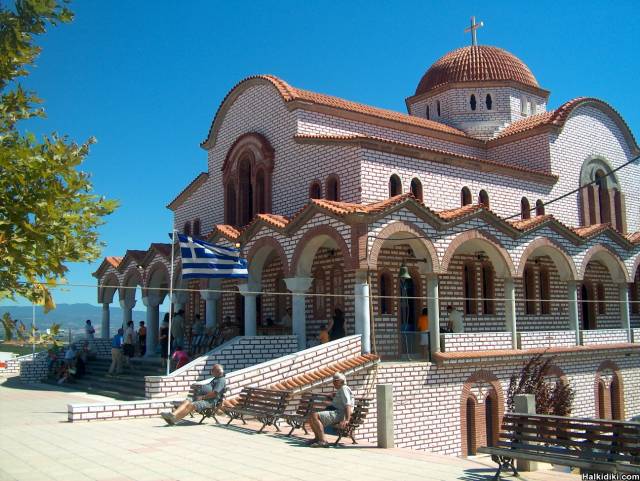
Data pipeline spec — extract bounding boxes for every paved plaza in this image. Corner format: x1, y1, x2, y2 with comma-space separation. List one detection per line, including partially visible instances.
0, 377, 580, 481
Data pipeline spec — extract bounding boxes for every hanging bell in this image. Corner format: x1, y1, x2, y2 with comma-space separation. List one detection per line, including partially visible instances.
398, 264, 411, 279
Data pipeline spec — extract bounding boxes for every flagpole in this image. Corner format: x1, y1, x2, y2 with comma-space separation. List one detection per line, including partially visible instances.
32, 302, 36, 356
167, 229, 176, 376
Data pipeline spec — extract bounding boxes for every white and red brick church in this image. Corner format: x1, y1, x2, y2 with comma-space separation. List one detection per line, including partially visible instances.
92, 38, 640, 454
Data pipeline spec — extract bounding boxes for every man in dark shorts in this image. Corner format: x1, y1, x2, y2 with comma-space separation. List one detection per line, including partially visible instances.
161, 364, 225, 425
307, 372, 353, 447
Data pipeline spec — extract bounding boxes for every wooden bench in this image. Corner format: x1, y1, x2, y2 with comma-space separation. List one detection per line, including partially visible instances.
282, 392, 333, 436
478, 412, 640, 480
331, 398, 370, 446
224, 387, 290, 433
172, 384, 226, 424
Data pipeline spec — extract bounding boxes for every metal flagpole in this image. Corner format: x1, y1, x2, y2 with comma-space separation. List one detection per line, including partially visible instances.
166, 229, 177, 376
32, 303, 36, 355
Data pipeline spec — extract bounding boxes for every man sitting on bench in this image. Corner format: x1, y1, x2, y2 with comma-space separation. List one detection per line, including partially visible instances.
307, 372, 353, 447
161, 364, 225, 426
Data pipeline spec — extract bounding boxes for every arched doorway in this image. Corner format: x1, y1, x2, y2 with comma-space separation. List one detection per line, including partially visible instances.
485, 395, 496, 447
466, 397, 477, 455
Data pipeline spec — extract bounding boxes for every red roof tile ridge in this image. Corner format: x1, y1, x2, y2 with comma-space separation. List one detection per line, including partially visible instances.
508, 214, 554, 230
255, 213, 290, 228
213, 224, 241, 240
571, 223, 611, 237
627, 231, 640, 243
106, 256, 123, 268
436, 203, 483, 221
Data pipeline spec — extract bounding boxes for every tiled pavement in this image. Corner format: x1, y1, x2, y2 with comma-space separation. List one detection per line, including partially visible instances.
0, 377, 580, 481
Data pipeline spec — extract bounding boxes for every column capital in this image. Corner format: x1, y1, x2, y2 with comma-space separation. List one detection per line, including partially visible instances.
284, 277, 313, 293
119, 299, 136, 310
199, 290, 222, 301
142, 295, 162, 308
238, 283, 261, 297
171, 292, 188, 304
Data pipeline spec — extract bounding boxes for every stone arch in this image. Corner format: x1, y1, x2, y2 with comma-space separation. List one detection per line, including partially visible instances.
595, 360, 625, 420
631, 256, 640, 281
99, 272, 120, 304
367, 220, 439, 273
291, 225, 352, 277
246, 237, 289, 285
441, 230, 516, 278
579, 244, 630, 283
460, 370, 505, 457
516, 237, 578, 281
144, 261, 170, 303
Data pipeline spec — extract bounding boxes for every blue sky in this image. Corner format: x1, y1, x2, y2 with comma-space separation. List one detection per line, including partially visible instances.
5, 0, 639, 307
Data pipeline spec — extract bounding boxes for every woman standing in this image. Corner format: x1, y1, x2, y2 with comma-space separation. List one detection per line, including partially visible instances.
159, 314, 170, 369
328, 307, 346, 340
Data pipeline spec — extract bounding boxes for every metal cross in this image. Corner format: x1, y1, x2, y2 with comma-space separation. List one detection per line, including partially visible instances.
464, 16, 484, 46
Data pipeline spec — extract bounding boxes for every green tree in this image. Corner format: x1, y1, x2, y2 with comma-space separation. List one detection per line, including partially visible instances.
0, 0, 118, 310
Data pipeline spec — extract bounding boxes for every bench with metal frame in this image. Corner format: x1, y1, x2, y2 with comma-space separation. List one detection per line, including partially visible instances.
282, 392, 333, 436
331, 397, 370, 446
478, 412, 640, 480
224, 387, 290, 433
172, 384, 226, 424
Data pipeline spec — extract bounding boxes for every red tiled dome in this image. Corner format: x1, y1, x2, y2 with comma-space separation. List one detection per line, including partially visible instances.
415, 46, 538, 95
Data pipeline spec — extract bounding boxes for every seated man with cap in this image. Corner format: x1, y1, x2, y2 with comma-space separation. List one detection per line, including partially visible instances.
307, 372, 353, 447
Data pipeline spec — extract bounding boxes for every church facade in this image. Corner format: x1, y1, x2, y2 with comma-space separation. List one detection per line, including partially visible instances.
94, 44, 640, 454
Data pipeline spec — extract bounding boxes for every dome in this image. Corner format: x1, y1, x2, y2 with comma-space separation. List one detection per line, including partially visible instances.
415, 46, 539, 96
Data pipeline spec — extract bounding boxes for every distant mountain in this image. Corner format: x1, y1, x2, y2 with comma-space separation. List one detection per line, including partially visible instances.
0, 303, 156, 338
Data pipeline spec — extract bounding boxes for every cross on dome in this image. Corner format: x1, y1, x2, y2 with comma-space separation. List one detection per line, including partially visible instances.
464, 16, 484, 46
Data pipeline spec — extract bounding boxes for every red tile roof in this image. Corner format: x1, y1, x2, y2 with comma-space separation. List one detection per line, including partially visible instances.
213, 225, 241, 240
255, 214, 289, 229
436, 204, 482, 221
508, 214, 554, 231
106, 256, 123, 268
571, 223, 612, 238
415, 46, 539, 95
310, 193, 415, 216
627, 231, 640, 244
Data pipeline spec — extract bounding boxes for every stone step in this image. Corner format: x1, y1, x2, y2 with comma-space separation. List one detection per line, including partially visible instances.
43, 379, 144, 401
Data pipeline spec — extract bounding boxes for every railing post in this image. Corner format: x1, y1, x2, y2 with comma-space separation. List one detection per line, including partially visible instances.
514, 394, 537, 472
377, 384, 394, 448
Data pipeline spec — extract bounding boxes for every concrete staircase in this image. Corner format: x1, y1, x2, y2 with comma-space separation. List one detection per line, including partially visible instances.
45, 357, 165, 401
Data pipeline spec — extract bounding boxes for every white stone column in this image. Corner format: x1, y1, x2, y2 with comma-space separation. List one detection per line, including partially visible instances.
119, 298, 135, 330
619, 283, 631, 342
142, 295, 161, 357
238, 283, 259, 337
426, 274, 441, 356
504, 278, 518, 349
567, 281, 580, 345
200, 290, 221, 330
101, 303, 111, 339
285, 277, 314, 350
354, 274, 371, 354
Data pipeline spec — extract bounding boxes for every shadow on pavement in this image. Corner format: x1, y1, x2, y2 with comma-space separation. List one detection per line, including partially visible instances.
458, 468, 503, 480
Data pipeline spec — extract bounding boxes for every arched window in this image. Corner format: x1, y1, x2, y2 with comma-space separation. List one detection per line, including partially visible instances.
379, 271, 393, 315
485, 94, 492, 110
580, 157, 625, 232
225, 184, 236, 225
613, 190, 623, 231
595, 170, 611, 224
538, 266, 550, 314
597, 380, 607, 419
238, 157, 253, 226
309, 181, 322, 200
470, 94, 477, 111
461, 187, 472, 206
426, 105, 430, 120
255, 168, 266, 214
597, 282, 606, 315
183, 221, 191, 236
326, 175, 340, 201
313, 268, 326, 319
521, 197, 531, 220
389, 174, 402, 197
192, 219, 201, 237
463, 261, 477, 315
610, 375, 622, 420
524, 266, 536, 315
481, 262, 495, 315
437, 100, 441, 117
478, 190, 489, 208
631, 270, 640, 315
410, 178, 423, 202
535, 199, 545, 216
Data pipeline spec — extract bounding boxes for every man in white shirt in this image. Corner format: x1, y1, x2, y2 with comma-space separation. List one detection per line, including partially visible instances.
307, 372, 353, 448
446, 305, 464, 333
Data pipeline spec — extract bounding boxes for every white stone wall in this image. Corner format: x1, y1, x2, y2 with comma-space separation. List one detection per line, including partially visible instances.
518, 330, 576, 350
441, 332, 512, 352
580, 329, 630, 346
489, 133, 551, 173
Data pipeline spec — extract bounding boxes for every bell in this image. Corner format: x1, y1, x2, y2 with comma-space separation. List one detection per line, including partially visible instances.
398, 265, 411, 279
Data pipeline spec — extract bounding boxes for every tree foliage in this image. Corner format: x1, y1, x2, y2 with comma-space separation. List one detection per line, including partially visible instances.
1, 312, 63, 347
0, 0, 118, 309
506, 352, 575, 416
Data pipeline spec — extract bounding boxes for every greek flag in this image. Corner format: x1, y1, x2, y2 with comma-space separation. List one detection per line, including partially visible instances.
176, 234, 248, 279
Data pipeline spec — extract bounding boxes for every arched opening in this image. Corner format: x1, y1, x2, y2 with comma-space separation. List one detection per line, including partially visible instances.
461, 187, 472, 206
183, 221, 191, 236
478, 190, 489, 208
410, 178, 423, 202
597, 380, 607, 418
238, 157, 253, 226
524, 267, 536, 315
535, 200, 545, 216
485, 394, 497, 447
481, 262, 495, 315
521, 197, 531, 220
463, 261, 477, 315
326, 175, 340, 201
379, 271, 393, 315
309, 181, 322, 200
398, 271, 418, 356
485, 94, 492, 110
255, 168, 266, 214
580, 157, 626, 232
235, 294, 245, 335
581, 283, 596, 330
610, 376, 621, 420
538, 266, 550, 315
595, 170, 610, 224
225, 183, 236, 225
389, 174, 402, 197
613, 190, 623, 231
466, 397, 477, 455
470, 94, 477, 111
631, 268, 640, 315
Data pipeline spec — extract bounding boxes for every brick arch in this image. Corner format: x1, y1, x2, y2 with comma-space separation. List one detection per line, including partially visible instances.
460, 370, 505, 457
246, 237, 289, 283
221, 132, 275, 175
143, 260, 170, 300
119, 268, 143, 302
631, 256, 640, 281
460, 392, 479, 457
99, 272, 120, 304
367, 220, 439, 273
442, 229, 516, 278
595, 360, 625, 420
545, 364, 569, 386
516, 237, 578, 281
579, 244, 630, 283
290, 225, 352, 277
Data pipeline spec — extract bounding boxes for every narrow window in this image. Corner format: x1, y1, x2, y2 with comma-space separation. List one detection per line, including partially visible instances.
613, 190, 623, 232
479, 190, 489, 208
527, 98, 532, 115
192, 219, 201, 237
326, 175, 339, 201
410, 178, 423, 202
481, 263, 495, 315
426, 105, 430, 120
183, 222, 191, 236
524, 267, 536, 315
611, 376, 622, 420
463, 261, 477, 315
461, 187, 472, 206
309, 181, 321, 200
539, 266, 550, 315
597, 282, 606, 315
531, 102, 537, 115
389, 174, 402, 197
379, 272, 392, 315
521, 96, 527, 115
521, 197, 531, 220
437, 100, 441, 117
485, 94, 492, 110
255, 169, 266, 214
470, 94, 477, 111
595, 170, 610, 224
535, 199, 545, 216
313, 268, 326, 319
631, 275, 639, 315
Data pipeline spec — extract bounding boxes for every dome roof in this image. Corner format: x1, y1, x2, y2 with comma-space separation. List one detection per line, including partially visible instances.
415, 46, 539, 96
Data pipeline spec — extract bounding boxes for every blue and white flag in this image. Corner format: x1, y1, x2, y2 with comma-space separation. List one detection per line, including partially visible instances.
175, 234, 248, 279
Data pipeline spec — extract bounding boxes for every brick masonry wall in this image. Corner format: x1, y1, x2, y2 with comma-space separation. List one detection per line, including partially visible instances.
68, 399, 176, 422
441, 332, 513, 352
632, 328, 640, 342
518, 330, 577, 350
0, 353, 35, 376
580, 329, 629, 346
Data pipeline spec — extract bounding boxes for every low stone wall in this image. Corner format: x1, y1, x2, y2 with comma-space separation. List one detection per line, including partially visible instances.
0, 353, 34, 377
632, 328, 640, 343
441, 332, 512, 352
68, 399, 176, 422
580, 329, 629, 346
145, 335, 299, 398
518, 330, 576, 350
